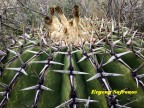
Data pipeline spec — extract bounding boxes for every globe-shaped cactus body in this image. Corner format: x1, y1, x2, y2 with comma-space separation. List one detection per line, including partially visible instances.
0, 5, 144, 108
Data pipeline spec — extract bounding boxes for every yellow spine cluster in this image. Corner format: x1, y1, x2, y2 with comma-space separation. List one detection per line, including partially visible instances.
45, 5, 97, 46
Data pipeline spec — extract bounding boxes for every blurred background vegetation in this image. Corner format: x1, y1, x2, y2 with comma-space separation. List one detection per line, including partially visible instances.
0, 0, 144, 35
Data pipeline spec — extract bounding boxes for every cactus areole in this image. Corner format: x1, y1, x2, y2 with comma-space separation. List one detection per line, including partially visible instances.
0, 5, 144, 108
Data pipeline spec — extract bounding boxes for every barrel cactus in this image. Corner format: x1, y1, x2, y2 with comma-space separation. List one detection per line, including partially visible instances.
0, 5, 144, 108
